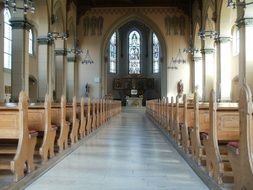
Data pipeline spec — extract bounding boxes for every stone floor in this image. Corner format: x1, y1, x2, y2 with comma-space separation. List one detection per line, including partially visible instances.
25, 108, 208, 190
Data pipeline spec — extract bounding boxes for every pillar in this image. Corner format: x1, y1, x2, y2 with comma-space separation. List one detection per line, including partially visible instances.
10, 18, 32, 101
215, 37, 232, 101
0, 6, 4, 102
201, 48, 215, 101
237, 18, 253, 89
37, 37, 54, 101
55, 48, 67, 101
67, 55, 75, 101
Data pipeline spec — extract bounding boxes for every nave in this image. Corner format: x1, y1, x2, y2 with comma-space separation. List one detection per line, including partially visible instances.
25, 108, 208, 190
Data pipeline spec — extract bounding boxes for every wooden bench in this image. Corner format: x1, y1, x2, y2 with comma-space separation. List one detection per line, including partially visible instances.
91, 100, 98, 131
66, 96, 80, 145
189, 93, 209, 165
0, 91, 38, 181
51, 95, 70, 153
203, 90, 239, 184
227, 83, 253, 189
181, 95, 194, 154
28, 94, 57, 162
168, 97, 174, 134
173, 96, 184, 145
85, 98, 92, 135
78, 97, 87, 138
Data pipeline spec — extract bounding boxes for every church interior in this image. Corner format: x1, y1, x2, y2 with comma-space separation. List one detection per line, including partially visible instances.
0, 0, 253, 189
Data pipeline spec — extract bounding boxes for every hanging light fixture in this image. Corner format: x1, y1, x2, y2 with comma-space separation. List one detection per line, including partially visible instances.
47, 32, 69, 41
82, 50, 94, 64
167, 57, 178, 70
173, 49, 186, 64
4, 0, 35, 14
183, 36, 199, 54
198, 17, 219, 40
227, 0, 253, 8
184, 0, 199, 54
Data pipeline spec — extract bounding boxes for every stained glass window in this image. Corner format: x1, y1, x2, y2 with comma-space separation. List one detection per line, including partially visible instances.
29, 29, 33, 55
129, 30, 140, 74
152, 33, 159, 73
4, 9, 12, 69
109, 32, 117, 73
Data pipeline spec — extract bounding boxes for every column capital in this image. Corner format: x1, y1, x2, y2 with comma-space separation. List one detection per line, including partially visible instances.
55, 48, 68, 56
9, 18, 33, 31
200, 48, 215, 54
37, 36, 54, 45
215, 36, 232, 43
67, 55, 76, 62
193, 56, 202, 62
236, 17, 253, 28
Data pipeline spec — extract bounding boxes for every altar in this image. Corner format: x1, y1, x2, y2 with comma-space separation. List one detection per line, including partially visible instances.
126, 96, 143, 107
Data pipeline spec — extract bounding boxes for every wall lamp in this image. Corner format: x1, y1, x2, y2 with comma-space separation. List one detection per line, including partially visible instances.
227, 0, 253, 8
4, 0, 35, 14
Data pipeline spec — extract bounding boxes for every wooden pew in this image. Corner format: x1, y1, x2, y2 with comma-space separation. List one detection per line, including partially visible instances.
28, 94, 57, 162
203, 90, 239, 184
181, 95, 194, 154
66, 96, 80, 145
168, 97, 174, 134
190, 93, 209, 165
51, 95, 70, 153
96, 99, 100, 128
0, 91, 38, 181
227, 83, 253, 189
99, 99, 103, 126
78, 97, 86, 138
91, 100, 97, 131
174, 96, 184, 145
103, 99, 106, 124
85, 98, 92, 135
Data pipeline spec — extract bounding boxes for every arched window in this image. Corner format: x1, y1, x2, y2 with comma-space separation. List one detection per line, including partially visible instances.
152, 33, 159, 73
109, 32, 117, 73
4, 9, 12, 69
29, 29, 33, 55
129, 30, 141, 74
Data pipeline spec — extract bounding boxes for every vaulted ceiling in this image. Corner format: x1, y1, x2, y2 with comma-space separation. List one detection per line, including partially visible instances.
74, 0, 193, 17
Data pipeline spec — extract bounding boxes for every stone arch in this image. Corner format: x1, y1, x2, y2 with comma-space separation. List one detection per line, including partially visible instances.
101, 13, 167, 97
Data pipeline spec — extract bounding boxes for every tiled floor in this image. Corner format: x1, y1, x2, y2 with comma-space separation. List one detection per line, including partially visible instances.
25, 108, 208, 190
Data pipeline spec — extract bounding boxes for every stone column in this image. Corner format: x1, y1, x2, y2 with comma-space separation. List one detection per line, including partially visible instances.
193, 56, 203, 99
10, 18, 32, 101
0, 7, 4, 102
201, 48, 215, 101
237, 18, 253, 90
74, 56, 79, 99
37, 37, 54, 101
215, 37, 232, 101
54, 48, 67, 101
67, 55, 75, 101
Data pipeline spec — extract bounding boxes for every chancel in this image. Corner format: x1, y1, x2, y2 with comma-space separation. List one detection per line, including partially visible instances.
0, 0, 253, 190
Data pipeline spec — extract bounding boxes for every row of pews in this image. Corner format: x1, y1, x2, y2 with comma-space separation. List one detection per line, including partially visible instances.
0, 91, 121, 182
146, 83, 253, 190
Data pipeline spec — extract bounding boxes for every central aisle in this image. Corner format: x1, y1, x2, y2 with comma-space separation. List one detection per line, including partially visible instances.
26, 108, 208, 190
